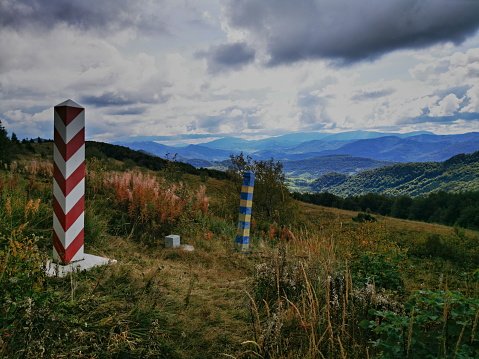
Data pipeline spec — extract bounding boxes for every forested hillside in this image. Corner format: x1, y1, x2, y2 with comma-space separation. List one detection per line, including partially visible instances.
310, 150, 479, 196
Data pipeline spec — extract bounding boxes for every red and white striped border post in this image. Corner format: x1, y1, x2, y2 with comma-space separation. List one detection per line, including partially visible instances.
53, 99, 85, 264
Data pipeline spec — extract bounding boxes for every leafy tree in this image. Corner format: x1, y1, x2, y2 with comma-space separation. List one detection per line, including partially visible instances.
390, 196, 413, 219
228, 153, 296, 226
357, 193, 392, 215
295, 187, 479, 231
292, 191, 343, 208
456, 205, 479, 230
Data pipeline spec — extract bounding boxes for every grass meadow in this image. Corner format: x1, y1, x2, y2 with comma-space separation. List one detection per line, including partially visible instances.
1, 154, 479, 358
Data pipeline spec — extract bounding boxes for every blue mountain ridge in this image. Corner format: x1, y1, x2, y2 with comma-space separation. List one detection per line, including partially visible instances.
113, 131, 479, 164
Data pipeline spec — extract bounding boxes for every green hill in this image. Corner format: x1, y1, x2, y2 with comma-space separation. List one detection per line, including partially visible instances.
310, 151, 479, 196
2, 128, 479, 358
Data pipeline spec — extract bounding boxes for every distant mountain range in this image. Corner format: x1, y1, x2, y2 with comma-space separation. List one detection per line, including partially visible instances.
114, 131, 479, 193
113, 141, 232, 162
115, 131, 479, 164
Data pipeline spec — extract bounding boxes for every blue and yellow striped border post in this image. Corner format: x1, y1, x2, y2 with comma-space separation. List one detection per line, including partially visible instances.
236, 171, 255, 251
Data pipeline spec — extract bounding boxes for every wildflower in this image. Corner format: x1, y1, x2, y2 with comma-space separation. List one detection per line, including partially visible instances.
24, 199, 34, 219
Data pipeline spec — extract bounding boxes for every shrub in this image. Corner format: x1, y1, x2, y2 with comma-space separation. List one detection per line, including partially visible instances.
103, 170, 209, 240
361, 290, 479, 358
0, 166, 52, 242
0, 232, 51, 356
0, 233, 45, 303
411, 229, 479, 267
350, 251, 405, 293
352, 212, 377, 223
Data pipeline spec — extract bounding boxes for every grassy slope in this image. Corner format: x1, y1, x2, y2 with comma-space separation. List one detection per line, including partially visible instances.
2, 142, 479, 358
93, 236, 255, 358
299, 203, 479, 290
76, 201, 479, 358
30, 201, 476, 358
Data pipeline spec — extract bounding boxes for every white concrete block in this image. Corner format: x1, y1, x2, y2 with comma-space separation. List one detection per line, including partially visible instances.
165, 235, 180, 248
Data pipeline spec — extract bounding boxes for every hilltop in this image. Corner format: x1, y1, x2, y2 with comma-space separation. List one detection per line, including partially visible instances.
2, 133, 479, 358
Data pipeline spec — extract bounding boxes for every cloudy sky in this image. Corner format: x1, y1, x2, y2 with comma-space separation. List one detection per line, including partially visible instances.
1, 0, 479, 145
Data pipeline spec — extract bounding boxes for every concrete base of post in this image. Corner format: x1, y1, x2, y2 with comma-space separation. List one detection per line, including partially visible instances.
44, 254, 117, 278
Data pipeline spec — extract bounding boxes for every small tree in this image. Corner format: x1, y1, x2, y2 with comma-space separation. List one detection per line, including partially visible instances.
0, 120, 13, 166
228, 153, 296, 227
10, 132, 20, 144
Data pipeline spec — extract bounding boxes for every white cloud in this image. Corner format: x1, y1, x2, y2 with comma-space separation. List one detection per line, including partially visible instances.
1, 0, 479, 143
229, 109, 243, 117
2, 108, 52, 139
410, 48, 479, 86
429, 94, 463, 117
461, 85, 479, 113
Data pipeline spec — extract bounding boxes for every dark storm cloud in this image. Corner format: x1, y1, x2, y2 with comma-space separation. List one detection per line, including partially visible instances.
0, 0, 168, 34
197, 42, 255, 74
194, 115, 226, 132
222, 0, 479, 66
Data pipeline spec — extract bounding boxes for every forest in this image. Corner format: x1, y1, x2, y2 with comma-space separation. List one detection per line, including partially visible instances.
293, 190, 479, 230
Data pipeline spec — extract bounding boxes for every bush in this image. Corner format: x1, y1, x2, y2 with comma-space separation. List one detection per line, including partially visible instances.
103, 170, 210, 240
352, 212, 377, 223
410, 229, 479, 267
361, 290, 479, 358
350, 251, 405, 293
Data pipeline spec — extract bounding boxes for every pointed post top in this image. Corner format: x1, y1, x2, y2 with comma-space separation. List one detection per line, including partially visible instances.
55, 99, 83, 109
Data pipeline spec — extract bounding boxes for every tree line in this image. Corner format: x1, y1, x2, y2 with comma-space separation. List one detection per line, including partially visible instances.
292, 190, 479, 230
0, 121, 48, 166
0, 120, 228, 181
